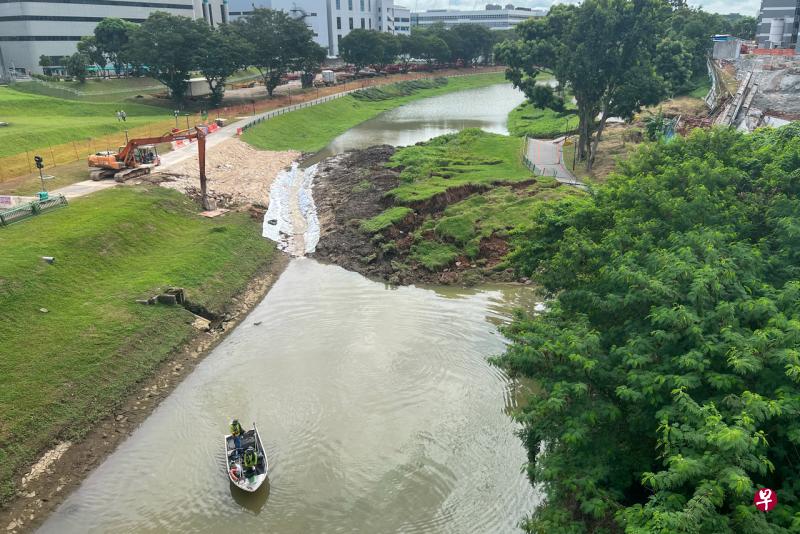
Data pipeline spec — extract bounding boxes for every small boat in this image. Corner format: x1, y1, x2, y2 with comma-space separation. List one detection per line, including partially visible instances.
224, 422, 268, 492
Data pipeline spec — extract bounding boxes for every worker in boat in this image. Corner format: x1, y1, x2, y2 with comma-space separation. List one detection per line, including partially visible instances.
230, 418, 244, 451
243, 446, 258, 476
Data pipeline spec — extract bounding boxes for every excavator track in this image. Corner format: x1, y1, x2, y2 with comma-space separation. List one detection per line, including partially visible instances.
89, 167, 116, 181
114, 167, 151, 183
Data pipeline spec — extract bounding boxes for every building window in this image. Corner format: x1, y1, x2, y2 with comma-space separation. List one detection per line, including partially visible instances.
349, 17, 353, 29
337, 34, 342, 48
360, 0, 364, 10
336, 16, 341, 29
348, 0, 352, 10
369, 18, 371, 28
336, 0, 340, 8
360, 17, 365, 28
368, 0, 370, 9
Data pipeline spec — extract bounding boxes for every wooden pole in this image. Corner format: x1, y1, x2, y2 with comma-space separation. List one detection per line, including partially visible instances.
48, 144, 56, 167
72, 141, 79, 161
25, 150, 32, 174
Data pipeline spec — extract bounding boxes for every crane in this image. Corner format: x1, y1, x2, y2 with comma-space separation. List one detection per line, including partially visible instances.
88, 126, 211, 209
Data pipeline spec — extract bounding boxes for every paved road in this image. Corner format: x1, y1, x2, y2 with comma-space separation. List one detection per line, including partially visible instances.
525, 137, 584, 187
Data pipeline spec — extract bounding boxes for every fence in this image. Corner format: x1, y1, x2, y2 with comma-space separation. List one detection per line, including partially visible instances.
0, 67, 504, 183
0, 194, 68, 227
521, 136, 587, 189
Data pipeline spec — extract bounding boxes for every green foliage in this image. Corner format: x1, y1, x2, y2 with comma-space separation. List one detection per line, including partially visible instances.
351, 78, 446, 101
360, 206, 413, 233
196, 26, 249, 107
386, 128, 530, 203
0, 187, 277, 504
409, 240, 459, 270
495, 124, 800, 532
241, 72, 506, 152
93, 17, 137, 75
126, 12, 208, 100
340, 29, 385, 71
65, 52, 89, 83
508, 101, 578, 139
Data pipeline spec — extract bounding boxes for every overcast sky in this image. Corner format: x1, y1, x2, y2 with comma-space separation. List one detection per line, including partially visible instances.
409, 0, 761, 16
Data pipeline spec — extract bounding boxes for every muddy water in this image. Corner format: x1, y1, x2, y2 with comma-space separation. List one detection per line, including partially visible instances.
304, 83, 525, 165
41, 260, 539, 533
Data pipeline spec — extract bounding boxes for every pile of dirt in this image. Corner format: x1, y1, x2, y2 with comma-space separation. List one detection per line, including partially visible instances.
157, 138, 299, 207
311, 146, 517, 285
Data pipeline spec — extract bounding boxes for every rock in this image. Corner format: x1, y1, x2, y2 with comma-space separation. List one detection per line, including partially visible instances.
115, 415, 124, 421
191, 316, 211, 331
253, 321, 262, 326
267, 219, 278, 225
39, 308, 48, 313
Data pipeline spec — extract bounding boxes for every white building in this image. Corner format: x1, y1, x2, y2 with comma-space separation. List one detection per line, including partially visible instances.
0, 0, 224, 76
410, 6, 545, 31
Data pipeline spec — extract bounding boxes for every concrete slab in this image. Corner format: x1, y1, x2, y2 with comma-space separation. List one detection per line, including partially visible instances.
52, 180, 118, 199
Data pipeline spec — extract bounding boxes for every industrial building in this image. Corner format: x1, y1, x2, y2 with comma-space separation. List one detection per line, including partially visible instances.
410, 5, 545, 31
0, 0, 409, 76
755, 0, 800, 50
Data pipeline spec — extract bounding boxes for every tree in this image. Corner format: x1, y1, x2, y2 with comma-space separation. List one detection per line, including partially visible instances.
375, 32, 399, 72
93, 18, 137, 76
38, 55, 52, 75
126, 12, 206, 101
496, 0, 667, 171
66, 52, 89, 83
655, 37, 693, 95
497, 124, 800, 532
410, 33, 450, 70
339, 29, 383, 72
77, 36, 106, 72
451, 24, 493, 65
297, 41, 327, 88
396, 34, 414, 72
730, 15, 757, 40
197, 27, 248, 107
232, 9, 316, 97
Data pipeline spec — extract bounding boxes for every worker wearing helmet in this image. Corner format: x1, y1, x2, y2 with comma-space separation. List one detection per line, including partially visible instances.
243, 446, 258, 476
230, 419, 244, 451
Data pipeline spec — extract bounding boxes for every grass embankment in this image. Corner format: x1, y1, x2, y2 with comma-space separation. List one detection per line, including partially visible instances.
0, 87, 171, 159
507, 101, 579, 139
0, 187, 277, 503
241, 72, 507, 152
367, 129, 579, 271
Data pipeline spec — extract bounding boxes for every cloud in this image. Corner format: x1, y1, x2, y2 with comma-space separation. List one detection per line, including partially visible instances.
409, 0, 760, 15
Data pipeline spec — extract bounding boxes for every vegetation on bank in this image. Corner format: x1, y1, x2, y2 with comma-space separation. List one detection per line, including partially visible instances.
241, 72, 506, 152
495, 124, 800, 532
0, 87, 168, 159
362, 129, 579, 272
0, 187, 277, 503
506, 101, 578, 139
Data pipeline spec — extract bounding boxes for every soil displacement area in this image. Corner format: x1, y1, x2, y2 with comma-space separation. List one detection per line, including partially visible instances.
312, 129, 584, 285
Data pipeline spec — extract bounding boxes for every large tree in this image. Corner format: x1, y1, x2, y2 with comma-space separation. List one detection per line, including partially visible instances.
498, 124, 800, 532
66, 52, 89, 83
339, 29, 383, 72
451, 24, 493, 65
496, 0, 667, 171
126, 12, 207, 101
232, 9, 317, 97
410, 32, 450, 70
197, 26, 248, 107
77, 36, 106, 72
93, 17, 137, 76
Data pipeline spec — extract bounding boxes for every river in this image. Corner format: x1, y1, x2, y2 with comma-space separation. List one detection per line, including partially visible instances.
40, 83, 539, 533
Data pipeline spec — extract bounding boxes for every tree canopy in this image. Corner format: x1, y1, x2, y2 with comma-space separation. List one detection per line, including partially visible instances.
496, 123, 800, 532
340, 29, 384, 72
93, 17, 137, 75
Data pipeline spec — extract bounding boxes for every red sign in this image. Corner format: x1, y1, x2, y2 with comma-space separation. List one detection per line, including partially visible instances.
754, 488, 777, 512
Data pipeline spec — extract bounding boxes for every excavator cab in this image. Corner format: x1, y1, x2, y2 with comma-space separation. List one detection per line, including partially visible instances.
134, 145, 160, 166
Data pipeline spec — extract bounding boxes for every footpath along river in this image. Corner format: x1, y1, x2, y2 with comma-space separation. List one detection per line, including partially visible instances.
41, 83, 539, 533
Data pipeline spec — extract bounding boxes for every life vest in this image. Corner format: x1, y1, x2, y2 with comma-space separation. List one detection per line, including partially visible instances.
230, 421, 243, 436
243, 450, 258, 468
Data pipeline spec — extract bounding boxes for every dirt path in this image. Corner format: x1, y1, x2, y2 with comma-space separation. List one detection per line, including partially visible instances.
156, 138, 299, 207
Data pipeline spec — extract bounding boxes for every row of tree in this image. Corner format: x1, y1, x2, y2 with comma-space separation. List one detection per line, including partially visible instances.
496, 0, 756, 171
339, 23, 497, 72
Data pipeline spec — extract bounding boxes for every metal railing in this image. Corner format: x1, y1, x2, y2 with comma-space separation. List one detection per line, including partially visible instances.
0, 194, 68, 227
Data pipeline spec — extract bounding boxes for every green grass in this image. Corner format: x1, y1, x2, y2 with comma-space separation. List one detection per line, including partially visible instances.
0, 187, 277, 503
241, 72, 508, 152
409, 240, 459, 270
685, 75, 711, 99
360, 206, 413, 233
0, 87, 170, 158
507, 101, 579, 139
12, 77, 165, 101
386, 128, 531, 203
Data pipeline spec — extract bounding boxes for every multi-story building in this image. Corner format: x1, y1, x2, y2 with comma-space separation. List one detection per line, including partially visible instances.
0, 0, 226, 76
756, 0, 800, 50
410, 5, 545, 31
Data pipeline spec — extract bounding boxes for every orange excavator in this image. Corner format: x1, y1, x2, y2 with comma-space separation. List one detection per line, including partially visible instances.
88, 126, 211, 209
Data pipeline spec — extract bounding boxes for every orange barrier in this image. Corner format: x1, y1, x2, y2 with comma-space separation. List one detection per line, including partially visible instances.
752, 48, 797, 56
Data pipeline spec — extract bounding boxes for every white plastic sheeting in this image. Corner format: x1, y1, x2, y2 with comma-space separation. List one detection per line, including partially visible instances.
262, 163, 320, 256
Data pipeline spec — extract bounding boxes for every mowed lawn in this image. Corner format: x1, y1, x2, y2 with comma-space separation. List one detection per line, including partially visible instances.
0, 187, 276, 502
241, 72, 507, 153
0, 86, 170, 158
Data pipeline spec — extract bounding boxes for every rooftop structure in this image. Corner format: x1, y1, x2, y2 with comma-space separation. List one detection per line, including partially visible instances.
410, 5, 545, 30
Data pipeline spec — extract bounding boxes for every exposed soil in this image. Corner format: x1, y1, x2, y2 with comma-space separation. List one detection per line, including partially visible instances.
311, 146, 517, 285
154, 138, 300, 208
0, 254, 289, 534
